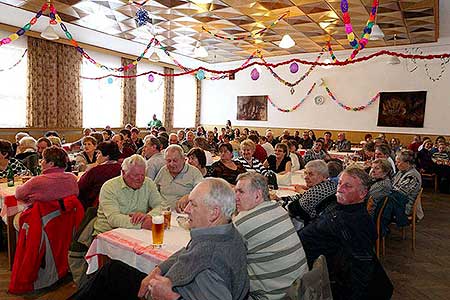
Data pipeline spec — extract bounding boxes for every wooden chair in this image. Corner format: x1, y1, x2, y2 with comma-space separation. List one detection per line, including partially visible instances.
421, 172, 438, 193
375, 197, 389, 258
401, 188, 423, 251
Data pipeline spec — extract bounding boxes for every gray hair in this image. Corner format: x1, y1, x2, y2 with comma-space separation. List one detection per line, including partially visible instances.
122, 154, 147, 173
237, 172, 270, 202
164, 144, 184, 158
201, 178, 236, 220
372, 158, 393, 177
305, 160, 329, 177
396, 149, 415, 165
341, 165, 372, 192
18, 136, 37, 152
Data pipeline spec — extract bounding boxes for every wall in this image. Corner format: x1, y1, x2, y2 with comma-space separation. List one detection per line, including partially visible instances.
201, 0, 450, 136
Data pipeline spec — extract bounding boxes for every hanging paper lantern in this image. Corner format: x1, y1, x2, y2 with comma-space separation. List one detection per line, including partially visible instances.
107, 78, 113, 84
250, 68, 260, 80
289, 62, 299, 73
148, 74, 155, 82
196, 70, 205, 80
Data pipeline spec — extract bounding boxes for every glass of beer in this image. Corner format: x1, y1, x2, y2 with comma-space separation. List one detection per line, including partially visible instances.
162, 209, 171, 230
151, 215, 164, 247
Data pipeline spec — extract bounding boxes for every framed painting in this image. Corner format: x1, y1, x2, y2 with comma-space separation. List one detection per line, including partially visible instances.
237, 95, 268, 121
377, 91, 427, 128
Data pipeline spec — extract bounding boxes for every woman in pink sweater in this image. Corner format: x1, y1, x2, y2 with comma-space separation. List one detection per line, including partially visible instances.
15, 146, 79, 203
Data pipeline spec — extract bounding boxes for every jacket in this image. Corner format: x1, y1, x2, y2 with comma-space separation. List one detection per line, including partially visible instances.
9, 195, 84, 294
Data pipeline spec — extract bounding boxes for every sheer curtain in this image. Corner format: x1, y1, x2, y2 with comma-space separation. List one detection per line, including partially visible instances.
81, 50, 121, 128
173, 73, 196, 129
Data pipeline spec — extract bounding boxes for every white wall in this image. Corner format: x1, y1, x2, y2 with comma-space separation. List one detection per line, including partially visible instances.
201, 0, 450, 135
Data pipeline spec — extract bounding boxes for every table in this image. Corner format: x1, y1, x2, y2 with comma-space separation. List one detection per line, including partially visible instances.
275, 170, 305, 198
86, 214, 191, 275
0, 182, 27, 270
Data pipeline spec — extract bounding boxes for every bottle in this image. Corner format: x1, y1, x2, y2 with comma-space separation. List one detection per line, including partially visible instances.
7, 166, 14, 187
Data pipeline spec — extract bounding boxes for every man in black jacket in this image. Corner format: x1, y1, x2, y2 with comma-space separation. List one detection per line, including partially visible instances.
299, 166, 393, 300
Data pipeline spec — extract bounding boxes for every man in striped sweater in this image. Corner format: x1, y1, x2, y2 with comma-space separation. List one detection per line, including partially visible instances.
234, 172, 308, 300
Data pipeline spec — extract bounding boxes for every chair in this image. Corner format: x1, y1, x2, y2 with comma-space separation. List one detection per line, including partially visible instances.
401, 188, 423, 251
420, 171, 438, 193
373, 197, 389, 258
292, 255, 333, 300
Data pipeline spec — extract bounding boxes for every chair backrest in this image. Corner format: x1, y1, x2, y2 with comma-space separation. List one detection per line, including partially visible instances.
376, 197, 389, 235
366, 196, 375, 215
412, 188, 423, 222
297, 255, 333, 300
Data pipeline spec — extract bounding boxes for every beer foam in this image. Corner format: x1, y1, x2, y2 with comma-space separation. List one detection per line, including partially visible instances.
152, 215, 164, 224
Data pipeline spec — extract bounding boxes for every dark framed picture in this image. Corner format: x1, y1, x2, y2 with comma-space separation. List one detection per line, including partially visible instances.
237, 95, 268, 121
377, 91, 427, 128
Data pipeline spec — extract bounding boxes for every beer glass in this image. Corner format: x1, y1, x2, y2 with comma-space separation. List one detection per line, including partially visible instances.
151, 215, 164, 247
162, 209, 172, 230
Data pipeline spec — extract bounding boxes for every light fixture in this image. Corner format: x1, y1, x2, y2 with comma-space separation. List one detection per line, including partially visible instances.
40, 25, 59, 40
279, 34, 295, 49
149, 51, 160, 62
321, 58, 333, 69
193, 42, 208, 58
369, 24, 385, 40
387, 34, 401, 65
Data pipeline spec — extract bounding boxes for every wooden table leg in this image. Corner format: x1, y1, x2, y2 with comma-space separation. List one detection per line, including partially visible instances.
7, 214, 17, 271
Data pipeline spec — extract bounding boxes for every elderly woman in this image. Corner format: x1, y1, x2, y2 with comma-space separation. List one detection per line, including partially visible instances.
280, 160, 337, 224
15, 146, 78, 203
0, 139, 30, 178
382, 150, 422, 233
207, 143, 246, 185
235, 139, 267, 174
186, 147, 208, 176
75, 136, 99, 172
15, 136, 40, 174
263, 143, 292, 174
78, 141, 122, 209
368, 158, 393, 217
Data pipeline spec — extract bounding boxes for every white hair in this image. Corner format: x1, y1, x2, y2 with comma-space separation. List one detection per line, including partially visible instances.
305, 160, 329, 178
164, 144, 184, 158
122, 154, 147, 173
201, 178, 236, 220
18, 136, 37, 153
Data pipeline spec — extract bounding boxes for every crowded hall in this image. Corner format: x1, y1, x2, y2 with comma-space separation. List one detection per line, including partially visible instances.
1, 0, 450, 299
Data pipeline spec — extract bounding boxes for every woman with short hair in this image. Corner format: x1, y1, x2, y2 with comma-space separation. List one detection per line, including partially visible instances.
186, 147, 208, 177
78, 141, 122, 209
368, 158, 393, 216
235, 139, 267, 175
74, 136, 99, 172
207, 143, 246, 184
15, 146, 78, 203
0, 139, 30, 178
263, 143, 292, 174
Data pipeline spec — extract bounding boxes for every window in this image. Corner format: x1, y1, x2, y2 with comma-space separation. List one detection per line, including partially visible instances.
136, 62, 164, 128
173, 74, 197, 128
81, 50, 121, 128
0, 40, 27, 128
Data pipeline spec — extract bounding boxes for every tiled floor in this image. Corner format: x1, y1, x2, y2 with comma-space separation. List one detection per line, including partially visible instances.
0, 189, 449, 299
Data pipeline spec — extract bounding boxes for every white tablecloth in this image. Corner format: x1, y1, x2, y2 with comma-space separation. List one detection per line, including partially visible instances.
86, 215, 191, 275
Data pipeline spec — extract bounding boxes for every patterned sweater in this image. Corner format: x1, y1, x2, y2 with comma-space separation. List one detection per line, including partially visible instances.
392, 167, 422, 215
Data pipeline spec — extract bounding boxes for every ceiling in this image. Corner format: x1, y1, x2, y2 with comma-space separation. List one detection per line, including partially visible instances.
1, 0, 439, 62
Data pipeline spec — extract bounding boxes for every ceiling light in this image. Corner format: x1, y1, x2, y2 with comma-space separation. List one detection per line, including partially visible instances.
369, 24, 385, 40
193, 42, 208, 58
321, 58, 333, 69
40, 25, 59, 40
387, 34, 401, 65
279, 34, 295, 49
149, 51, 160, 62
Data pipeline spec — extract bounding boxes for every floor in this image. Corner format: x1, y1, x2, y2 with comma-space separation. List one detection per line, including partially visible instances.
0, 188, 449, 300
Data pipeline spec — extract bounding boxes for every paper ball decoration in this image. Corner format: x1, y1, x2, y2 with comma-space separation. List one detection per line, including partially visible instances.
196, 70, 205, 80
135, 7, 150, 27
148, 74, 155, 82
289, 62, 299, 73
250, 68, 260, 80
107, 78, 113, 84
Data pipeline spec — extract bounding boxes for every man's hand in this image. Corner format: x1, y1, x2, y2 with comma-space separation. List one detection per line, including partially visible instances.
149, 274, 180, 300
130, 212, 148, 225
141, 215, 153, 230
294, 184, 308, 193
137, 267, 162, 297
175, 195, 189, 213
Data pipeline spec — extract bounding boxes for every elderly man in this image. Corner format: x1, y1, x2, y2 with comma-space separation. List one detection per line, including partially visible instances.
181, 131, 195, 153
93, 154, 163, 235
334, 132, 351, 152
299, 166, 392, 300
304, 139, 328, 163
143, 137, 165, 180
234, 173, 308, 300
168, 133, 179, 146
72, 178, 249, 300
154, 145, 203, 210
